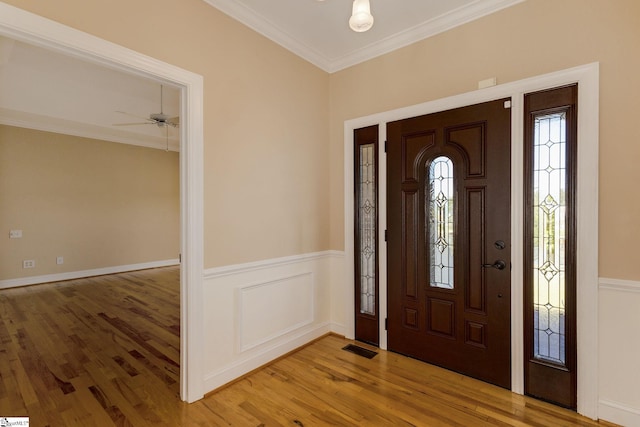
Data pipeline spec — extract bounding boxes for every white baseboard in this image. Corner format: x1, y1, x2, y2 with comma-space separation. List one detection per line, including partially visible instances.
204, 322, 332, 392
599, 399, 640, 426
330, 322, 346, 337
0, 259, 179, 289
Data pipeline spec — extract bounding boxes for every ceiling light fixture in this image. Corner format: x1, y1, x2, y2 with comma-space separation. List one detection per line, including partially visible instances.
349, 0, 374, 33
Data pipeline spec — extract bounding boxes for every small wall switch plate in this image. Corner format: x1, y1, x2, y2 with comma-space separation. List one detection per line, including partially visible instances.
9, 230, 22, 238
23, 260, 35, 269
56, 256, 64, 265
478, 77, 497, 89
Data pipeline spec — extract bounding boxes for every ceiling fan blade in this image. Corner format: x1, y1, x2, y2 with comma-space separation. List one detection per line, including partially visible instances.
112, 122, 156, 126
115, 110, 155, 122
114, 86, 177, 131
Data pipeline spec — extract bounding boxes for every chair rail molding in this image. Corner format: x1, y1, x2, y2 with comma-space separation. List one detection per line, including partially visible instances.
599, 277, 640, 293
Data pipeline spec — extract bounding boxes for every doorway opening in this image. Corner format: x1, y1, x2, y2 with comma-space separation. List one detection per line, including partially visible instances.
0, 3, 205, 402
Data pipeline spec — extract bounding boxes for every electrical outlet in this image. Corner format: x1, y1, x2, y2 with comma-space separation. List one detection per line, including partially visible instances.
10, 230, 22, 239
23, 260, 35, 269
56, 256, 64, 265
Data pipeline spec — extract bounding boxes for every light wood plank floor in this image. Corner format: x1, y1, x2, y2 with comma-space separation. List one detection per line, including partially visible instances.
0, 267, 617, 426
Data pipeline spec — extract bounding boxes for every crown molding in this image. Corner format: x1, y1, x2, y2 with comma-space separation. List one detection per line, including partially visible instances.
203, 0, 332, 71
329, 0, 526, 72
203, 0, 525, 73
0, 107, 180, 152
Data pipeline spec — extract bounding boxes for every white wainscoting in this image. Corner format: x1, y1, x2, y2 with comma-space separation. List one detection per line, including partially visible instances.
202, 250, 345, 393
237, 272, 314, 352
0, 258, 179, 289
598, 277, 640, 426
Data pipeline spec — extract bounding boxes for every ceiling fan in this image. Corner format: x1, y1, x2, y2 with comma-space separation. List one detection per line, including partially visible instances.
113, 84, 179, 151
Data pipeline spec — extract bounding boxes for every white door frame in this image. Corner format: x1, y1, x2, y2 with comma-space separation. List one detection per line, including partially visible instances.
0, 3, 206, 402
344, 63, 599, 419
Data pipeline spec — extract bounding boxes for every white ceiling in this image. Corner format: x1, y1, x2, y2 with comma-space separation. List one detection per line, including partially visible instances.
0, 36, 181, 151
204, 0, 525, 72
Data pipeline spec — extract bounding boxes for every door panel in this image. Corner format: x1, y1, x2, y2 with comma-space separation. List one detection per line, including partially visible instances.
387, 99, 511, 388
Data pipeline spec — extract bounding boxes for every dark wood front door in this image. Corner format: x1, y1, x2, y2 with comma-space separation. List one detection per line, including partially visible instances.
387, 98, 512, 388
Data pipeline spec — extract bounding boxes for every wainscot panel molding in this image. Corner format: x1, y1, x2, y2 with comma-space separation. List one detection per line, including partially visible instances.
237, 272, 315, 352
202, 250, 345, 393
0, 259, 179, 289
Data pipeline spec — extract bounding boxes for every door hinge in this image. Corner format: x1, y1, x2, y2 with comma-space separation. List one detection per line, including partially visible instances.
179, 253, 182, 263
385, 318, 388, 330
384, 140, 387, 152
384, 230, 388, 242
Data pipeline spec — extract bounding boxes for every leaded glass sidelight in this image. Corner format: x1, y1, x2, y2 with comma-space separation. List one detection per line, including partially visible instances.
427, 156, 455, 289
532, 112, 567, 365
358, 143, 376, 315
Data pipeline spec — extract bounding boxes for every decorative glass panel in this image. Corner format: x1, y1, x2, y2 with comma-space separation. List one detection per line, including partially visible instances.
532, 112, 567, 365
358, 143, 376, 315
427, 156, 455, 289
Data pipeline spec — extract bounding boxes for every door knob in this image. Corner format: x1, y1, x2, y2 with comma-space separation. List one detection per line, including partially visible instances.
482, 260, 506, 270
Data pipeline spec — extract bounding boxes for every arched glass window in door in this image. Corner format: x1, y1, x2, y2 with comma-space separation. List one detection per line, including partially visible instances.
427, 156, 455, 289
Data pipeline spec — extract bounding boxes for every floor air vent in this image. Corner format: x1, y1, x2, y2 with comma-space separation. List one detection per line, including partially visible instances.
342, 344, 378, 359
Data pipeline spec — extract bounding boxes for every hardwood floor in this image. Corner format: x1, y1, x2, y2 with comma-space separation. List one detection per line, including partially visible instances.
0, 266, 182, 426
0, 267, 617, 426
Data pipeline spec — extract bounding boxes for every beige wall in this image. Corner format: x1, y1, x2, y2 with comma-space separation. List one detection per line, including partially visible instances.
2, 0, 331, 269
0, 125, 179, 279
329, 0, 640, 281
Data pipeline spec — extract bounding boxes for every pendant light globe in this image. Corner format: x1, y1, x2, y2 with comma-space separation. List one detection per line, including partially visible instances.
349, 0, 374, 32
